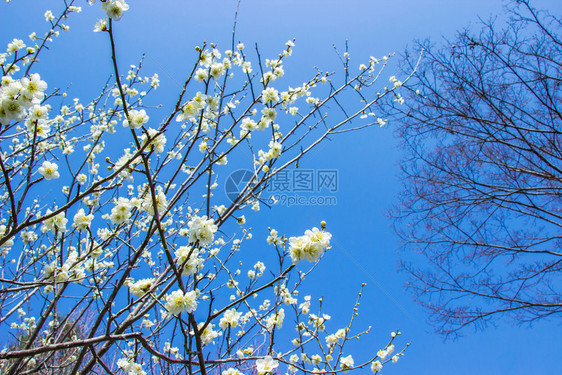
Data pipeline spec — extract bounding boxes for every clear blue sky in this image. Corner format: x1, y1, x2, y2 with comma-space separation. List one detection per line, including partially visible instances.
2, 1, 561, 374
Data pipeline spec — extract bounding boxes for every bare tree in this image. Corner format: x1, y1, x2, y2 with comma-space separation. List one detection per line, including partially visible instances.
389, 0, 562, 337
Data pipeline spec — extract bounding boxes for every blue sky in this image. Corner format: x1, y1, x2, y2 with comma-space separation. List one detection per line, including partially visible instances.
2, 0, 561, 374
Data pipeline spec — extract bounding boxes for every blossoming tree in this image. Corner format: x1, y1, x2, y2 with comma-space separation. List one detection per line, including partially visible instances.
0, 1, 414, 374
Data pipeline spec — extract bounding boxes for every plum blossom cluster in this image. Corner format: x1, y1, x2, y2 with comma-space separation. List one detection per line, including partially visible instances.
288, 227, 332, 264
0, 73, 48, 125
164, 289, 198, 315
0, 1, 414, 374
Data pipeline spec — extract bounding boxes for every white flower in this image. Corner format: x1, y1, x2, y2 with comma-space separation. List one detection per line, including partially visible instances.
102, 0, 129, 21
165, 289, 198, 315
210, 63, 225, 79
261, 87, 279, 104
261, 107, 277, 122
21, 73, 47, 102
27, 105, 48, 120
117, 358, 146, 375
123, 109, 149, 129
73, 208, 94, 230
141, 128, 166, 153
0, 225, 13, 250
288, 227, 332, 264
77, 173, 88, 185
197, 322, 221, 345
219, 308, 241, 329
216, 154, 228, 165
195, 68, 209, 82
41, 210, 68, 234
141, 189, 167, 216
108, 197, 132, 225
371, 360, 383, 373
335, 328, 347, 339
325, 334, 338, 347
93, 19, 108, 32
151, 73, 160, 88
198, 140, 207, 153
255, 356, 278, 375
267, 141, 282, 159
129, 278, 154, 297
242, 61, 252, 73
20, 230, 37, 244
377, 344, 394, 360
38, 161, 60, 180
7, 39, 25, 54
26, 119, 50, 138
117, 358, 132, 372
265, 308, 285, 330
340, 355, 354, 372
222, 369, 243, 375
44, 10, 55, 22
187, 215, 217, 246
175, 246, 204, 276
1, 98, 26, 123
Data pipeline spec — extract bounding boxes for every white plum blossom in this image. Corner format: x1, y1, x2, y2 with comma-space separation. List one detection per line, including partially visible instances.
187, 215, 217, 246
165, 289, 198, 315
108, 197, 132, 225
371, 360, 383, 373
267, 141, 282, 159
210, 63, 225, 79
175, 246, 204, 276
265, 308, 285, 330
94, 19, 108, 32
38, 161, 60, 180
73, 208, 94, 230
21, 73, 47, 102
102, 0, 129, 21
195, 68, 209, 82
117, 357, 146, 375
1, 98, 26, 124
377, 344, 394, 360
26, 119, 51, 137
141, 189, 167, 216
288, 227, 332, 264
197, 322, 221, 345
222, 369, 243, 375
255, 356, 278, 375
141, 128, 166, 153
7, 39, 25, 54
77, 173, 88, 185
340, 355, 354, 372
0, 225, 14, 251
41, 210, 68, 234
44, 10, 55, 22
123, 109, 149, 128
20, 230, 37, 244
129, 278, 155, 297
219, 308, 241, 329
261, 87, 279, 104
28, 105, 48, 119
